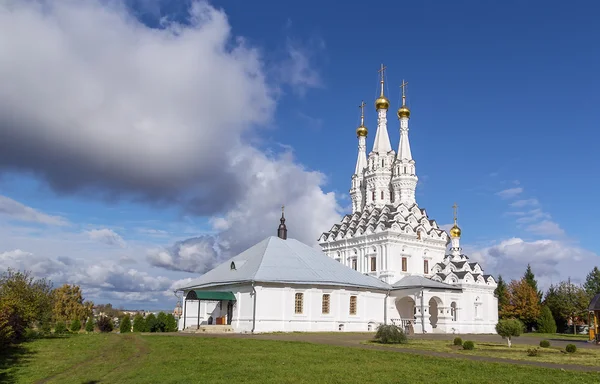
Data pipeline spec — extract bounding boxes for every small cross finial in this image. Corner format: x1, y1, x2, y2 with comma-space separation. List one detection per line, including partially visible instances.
400, 79, 408, 105
452, 203, 458, 224
359, 100, 366, 124
378, 63, 387, 96
281, 205, 285, 215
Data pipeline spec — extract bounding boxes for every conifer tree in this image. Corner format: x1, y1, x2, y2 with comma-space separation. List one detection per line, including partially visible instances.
494, 275, 509, 318
537, 305, 557, 334
584, 266, 600, 297
119, 315, 132, 333
523, 264, 543, 303
85, 317, 94, 332
132, 314, 146, 332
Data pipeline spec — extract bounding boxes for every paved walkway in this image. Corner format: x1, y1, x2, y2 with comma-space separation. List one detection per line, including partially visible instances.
170, 332, 600, 373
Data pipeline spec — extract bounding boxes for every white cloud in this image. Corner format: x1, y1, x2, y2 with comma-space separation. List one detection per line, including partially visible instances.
495, 187, 523, 199
87, 228, 126, 248
468, 238, 598, 291
0, 195, 68, 226
0, 1, 339, 307
526, 220, 565, 237
510, 198, 539, 207
514, 208, 551, 224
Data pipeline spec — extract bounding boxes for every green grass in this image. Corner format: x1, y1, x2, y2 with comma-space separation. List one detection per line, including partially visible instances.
1, 333, 599, 384
364, 338, 600, 367
524, 333, 589, 340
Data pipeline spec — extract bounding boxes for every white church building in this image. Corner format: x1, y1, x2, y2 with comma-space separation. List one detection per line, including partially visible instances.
177, 65, 498, 334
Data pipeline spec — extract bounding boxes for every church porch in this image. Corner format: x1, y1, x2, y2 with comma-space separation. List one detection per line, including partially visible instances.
181, 290, 236, 331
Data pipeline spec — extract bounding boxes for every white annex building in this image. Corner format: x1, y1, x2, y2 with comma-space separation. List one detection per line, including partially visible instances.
177, 65, 498, 334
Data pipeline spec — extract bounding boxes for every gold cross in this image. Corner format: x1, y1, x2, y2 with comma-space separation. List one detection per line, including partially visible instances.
452, 203, 458, 223
378, 64, 387, 83
400, 80, 408, 97
358, 100, 366, 118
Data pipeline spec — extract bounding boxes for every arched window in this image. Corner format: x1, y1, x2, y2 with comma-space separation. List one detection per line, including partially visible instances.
390, 191, 393, 202
381, 159, 384, 167
372, 191, 376, 200
451, 302, 457, 321
381, 191, 384, 200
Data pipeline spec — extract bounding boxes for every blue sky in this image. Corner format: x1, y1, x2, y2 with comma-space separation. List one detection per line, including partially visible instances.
0, 0, 598, 309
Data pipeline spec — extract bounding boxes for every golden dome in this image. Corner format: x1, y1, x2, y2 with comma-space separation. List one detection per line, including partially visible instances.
356, 125, 368, 137
450, 224, 461, 238
375, 96, 390, 110
397, 105, 411, 119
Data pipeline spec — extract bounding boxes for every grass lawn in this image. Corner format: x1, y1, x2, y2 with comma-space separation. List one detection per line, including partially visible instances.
524, 333, 589, 340
364, 338, 600, 367
1, 333, 599, 384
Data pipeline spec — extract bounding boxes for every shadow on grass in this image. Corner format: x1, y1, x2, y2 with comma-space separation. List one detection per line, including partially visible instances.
0, 343, 37, 384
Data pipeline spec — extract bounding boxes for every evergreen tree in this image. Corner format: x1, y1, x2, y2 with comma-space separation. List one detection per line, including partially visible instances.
132, 314, 146, 332
119, 315, 132, 333
494, 275, 509, 318
85, 317, 94, 332
537, 305, 557, 334
156, 312, 167, 332
523, 264, 543, 302
70, 319, 82, 332
145, 313, 158, 332
165, 314, 178, 332
544, 281, 589, 333
584, 266, 600, 297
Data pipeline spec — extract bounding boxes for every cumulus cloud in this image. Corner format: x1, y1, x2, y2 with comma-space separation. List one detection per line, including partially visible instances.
469, 238, 598, 290
0, 195, 68, 226
0, 0, 340, 305
86, 228, 127, 248
526, 220, 565, 237
496, 187, 523, 199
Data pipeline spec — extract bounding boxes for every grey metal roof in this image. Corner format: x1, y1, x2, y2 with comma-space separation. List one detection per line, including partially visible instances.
391, 275, 462, 291
178, 236, 391, 291
589, 293, 600, 311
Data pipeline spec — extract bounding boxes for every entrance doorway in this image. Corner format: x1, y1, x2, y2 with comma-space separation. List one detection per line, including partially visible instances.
226, 301, 233, 325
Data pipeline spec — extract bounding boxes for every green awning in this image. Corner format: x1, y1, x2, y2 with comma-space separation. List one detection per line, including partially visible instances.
186, 290, 236, 301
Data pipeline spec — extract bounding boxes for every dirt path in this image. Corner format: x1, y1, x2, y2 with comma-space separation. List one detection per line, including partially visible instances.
169, 332, 600, 373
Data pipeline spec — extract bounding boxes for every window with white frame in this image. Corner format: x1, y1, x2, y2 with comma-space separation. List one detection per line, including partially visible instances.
294, 293, 303, 314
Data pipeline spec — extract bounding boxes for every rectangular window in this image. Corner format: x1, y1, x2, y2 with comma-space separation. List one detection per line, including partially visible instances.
322, 294, 330, 314
402, 257, 407, 272
370, 257, 376, 272
381, 190, 384, 200
352, 258, 357, 270
372, 191, 375, 200
349, 295, 357, 315
424, 259, 429, 274
294, 293, 303, 314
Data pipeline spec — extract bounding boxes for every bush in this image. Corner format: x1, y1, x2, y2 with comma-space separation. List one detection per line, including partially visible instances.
527, 347, 540, 356
374, 324, 408, 344
96, 316, 113, 333
132, 314, 146, 332
462, 340, 475, 350
495, 318, 524, 347
54, 321, 68, 334
119, 315, 132, 334
565, 344, 577, 353
453, 337, 463, 346
165, 314, 178, 332
537, 306, 557, 334
70, 319, 82, 332
85, 318, 94, 332
23, 328, 42, 340
539, 340, 550, 348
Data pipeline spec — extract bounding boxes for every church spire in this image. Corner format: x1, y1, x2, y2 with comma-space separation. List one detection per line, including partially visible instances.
391, 79, 418, 205
277, 205, 288, 240
351, 101, 368, 213
449, 203, 462, 257
372, 64, 392, 154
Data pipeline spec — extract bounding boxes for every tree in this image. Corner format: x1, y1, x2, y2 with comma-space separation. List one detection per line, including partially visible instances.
584, 267, 600, 297
96, 316, 113, 333
165, 314, 178, 332
156, 312, 167, 332
145, 313, 158, 332
496, 318, 524, 347
523, 264, 543, 303
0, 269, 54, 344
494, 275, 509, 318
536, 305, 557, 334
544, 281, 589, 332
119, 315, 132, 333
95, 303, 122, 319
52, 284, 91, 324
132, 314, 146, 332
85, 317, 95, 333
70, 319, 82, 332
502, 279, 541, 328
